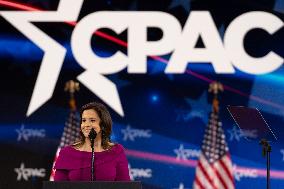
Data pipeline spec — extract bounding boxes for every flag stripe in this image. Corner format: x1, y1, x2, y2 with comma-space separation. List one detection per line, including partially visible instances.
221, 155, 234, 183
194, 176, 206, 189
195, 166, 214, 189
198, 160, 218, 189
193, 108, 235, 189
213, 158, 234, 189
200, 155, 224, 189
212, 163, 228, 189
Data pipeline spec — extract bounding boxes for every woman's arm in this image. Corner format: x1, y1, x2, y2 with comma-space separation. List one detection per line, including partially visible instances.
115, 150, 131, 181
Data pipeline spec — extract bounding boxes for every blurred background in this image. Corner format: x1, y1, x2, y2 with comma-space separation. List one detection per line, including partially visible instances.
0, 0, 284, 188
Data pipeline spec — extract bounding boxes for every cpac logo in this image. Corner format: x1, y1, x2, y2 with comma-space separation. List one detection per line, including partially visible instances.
174, 144, 201, 160
233, 164, 258, 181
14, 163, 46, 181
16, 124, 45, 141
227, 126, 257, 142
121, 125, 151, 141
128, 164, 152, 180
1, 0, 283, 117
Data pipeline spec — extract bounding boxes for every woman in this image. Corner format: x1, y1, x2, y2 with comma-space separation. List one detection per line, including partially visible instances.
54, 102, 131, 181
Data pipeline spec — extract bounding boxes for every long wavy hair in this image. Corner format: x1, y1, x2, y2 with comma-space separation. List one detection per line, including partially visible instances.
73, 102, 113, 150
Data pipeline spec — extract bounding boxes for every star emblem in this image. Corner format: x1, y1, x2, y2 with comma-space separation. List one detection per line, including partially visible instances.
14, 163, 29, 181
174, 144, 188, 160
227, 126, 242, 141
15, 124, 29, 141
121, 125, 135, 141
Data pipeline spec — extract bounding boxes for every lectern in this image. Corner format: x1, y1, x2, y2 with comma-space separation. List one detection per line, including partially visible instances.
43, 181, 142, 189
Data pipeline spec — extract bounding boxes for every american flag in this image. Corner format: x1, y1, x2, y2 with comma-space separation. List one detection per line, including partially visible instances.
193, 108, 235, 189
49, 109, 81, 180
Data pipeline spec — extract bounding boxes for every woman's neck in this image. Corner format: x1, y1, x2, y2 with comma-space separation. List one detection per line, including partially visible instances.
83, 136, 103, 152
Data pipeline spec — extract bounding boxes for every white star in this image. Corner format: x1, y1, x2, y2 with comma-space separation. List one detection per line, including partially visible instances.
14, 163, 28, 181
15, 124, 29, 141
227, 126, 242, 141
174, 144, 188, 160
121, 125, 135, 141
169, 0, 191, 13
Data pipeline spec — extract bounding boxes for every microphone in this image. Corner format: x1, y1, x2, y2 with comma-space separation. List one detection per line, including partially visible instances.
88, 128, 97, 181
88, 128, 97, 149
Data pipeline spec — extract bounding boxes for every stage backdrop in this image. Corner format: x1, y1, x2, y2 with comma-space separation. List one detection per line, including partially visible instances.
0, 0, 284, 189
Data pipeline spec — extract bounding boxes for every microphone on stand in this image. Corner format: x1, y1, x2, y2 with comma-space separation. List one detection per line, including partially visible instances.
88, 128, 97, 181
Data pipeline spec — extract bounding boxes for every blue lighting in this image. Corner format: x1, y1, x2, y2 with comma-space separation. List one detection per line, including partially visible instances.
151, 94, 159, 102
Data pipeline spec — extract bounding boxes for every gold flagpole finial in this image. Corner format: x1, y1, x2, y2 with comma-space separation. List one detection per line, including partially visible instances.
208, 81, 224, 95
208, 81, 224, 113
64, 80, 80, 110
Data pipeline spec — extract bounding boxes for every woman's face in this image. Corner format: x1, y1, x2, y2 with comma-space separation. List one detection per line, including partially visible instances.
81, 109, 101, 138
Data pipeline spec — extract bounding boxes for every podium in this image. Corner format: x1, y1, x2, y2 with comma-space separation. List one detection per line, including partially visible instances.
43, 181, 142, 189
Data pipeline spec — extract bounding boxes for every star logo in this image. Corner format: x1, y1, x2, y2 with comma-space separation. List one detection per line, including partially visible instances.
128, 164, 152, 180
14, 163, 46, 181
174, 144, 200, 160
15, 125, 29, 141
227, 126, 257, 141
121, 125, 151, 141
15, 124, 45, 141
0, 0, 124, 117
14, 163, 29, 181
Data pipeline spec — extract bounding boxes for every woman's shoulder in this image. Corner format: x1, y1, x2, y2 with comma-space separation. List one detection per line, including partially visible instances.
104, 143, 125, 155
59, 145, 75, 154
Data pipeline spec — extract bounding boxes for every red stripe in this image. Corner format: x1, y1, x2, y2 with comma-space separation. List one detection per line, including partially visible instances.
95, 30, 127, 47
220, 156, 235, 186
198, 161, 218, 189
195, 176, 206, 189
212, 164, 228, 189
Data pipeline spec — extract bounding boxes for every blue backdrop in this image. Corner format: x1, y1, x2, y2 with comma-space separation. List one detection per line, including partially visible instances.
0, 0, 284, 189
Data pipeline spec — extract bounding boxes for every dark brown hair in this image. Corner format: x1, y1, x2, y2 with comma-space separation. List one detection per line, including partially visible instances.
74, 102, 112, 150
